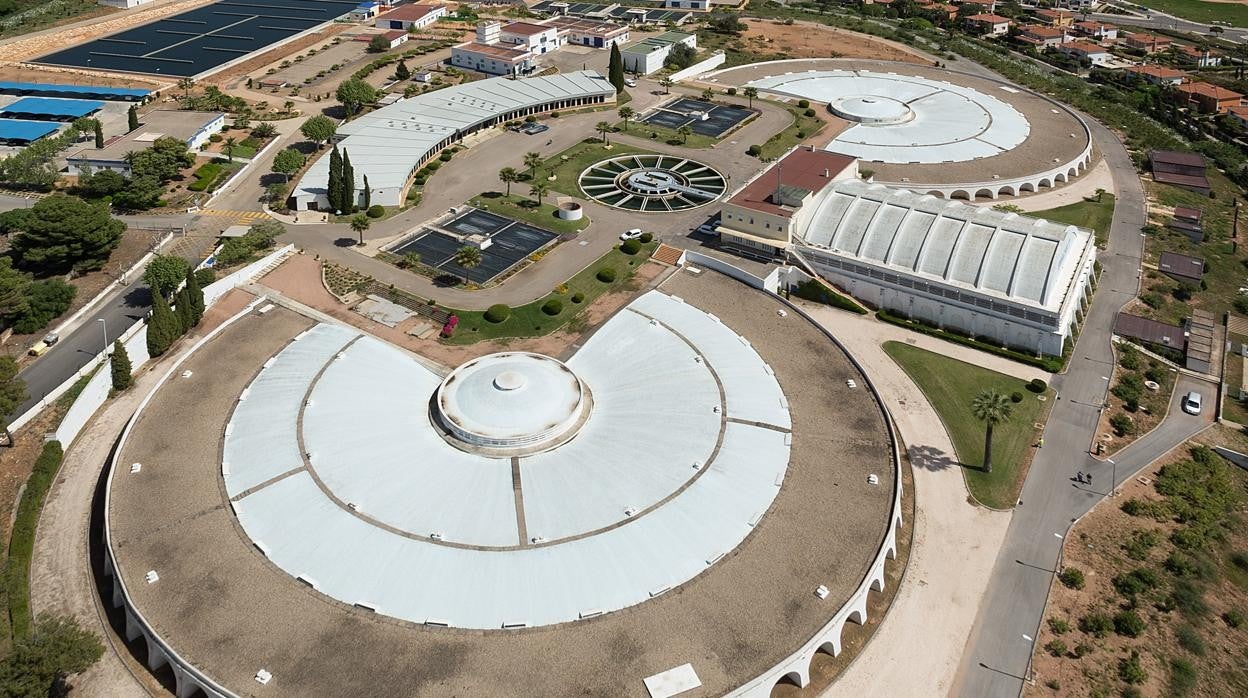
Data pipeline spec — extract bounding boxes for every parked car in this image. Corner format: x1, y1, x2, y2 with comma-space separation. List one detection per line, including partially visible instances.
624, 78, 637, 88
1182, 391, 1202, 416
620, 228, 643, 240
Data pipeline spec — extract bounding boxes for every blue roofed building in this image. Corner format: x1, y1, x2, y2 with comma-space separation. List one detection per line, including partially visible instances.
0, 119, 62, 145
0, 97, 105, 121
0, 82, 149, 102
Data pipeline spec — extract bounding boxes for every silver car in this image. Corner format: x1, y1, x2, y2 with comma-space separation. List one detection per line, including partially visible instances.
1182, 391, 1202, 416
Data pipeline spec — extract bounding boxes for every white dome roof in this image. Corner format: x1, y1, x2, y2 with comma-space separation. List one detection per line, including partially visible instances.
830, 95, 914, 125
435, 352, 588, 453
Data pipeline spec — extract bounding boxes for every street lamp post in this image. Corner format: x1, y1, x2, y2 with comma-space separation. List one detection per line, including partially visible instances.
98, 318, 108, 356
1107, 458, 1116, 498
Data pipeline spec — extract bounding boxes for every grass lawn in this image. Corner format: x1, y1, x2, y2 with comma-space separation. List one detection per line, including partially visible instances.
1132, 0, 1248, 25
538, 139, 654, 199
756, 99, 825, 160
445, 241, 656, 344
226, 144, 257, 160
614, 119, 718, 149
1031, 194, 1116, 247
468, 192, 590, 235
883, 341, 1049, 509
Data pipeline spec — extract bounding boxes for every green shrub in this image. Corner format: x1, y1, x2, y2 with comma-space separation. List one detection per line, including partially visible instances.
571, 292, 585, 304
1122, 687, 1143, 698
1028, 378, 1047, 393
747, 144, 762, 156
1113, 568, 1158, 598
1170, 580, 1208, 618
639, 232, 653, 243
484, 304, 511, 323
209, 133, 223, 142
541, 299, 562, 316
1176, 625, 1205, 655
1072, 642, 1092, 658
875, 310, 1061, 371
1113, 610, 1147, 637
366, 205, 385, 218
596, 267, 616, 283
14, 280, 77, 335
803, 108, 816, 117
1169, 657, 1197, 695
1079, 612, 1113, 637
1118, 650, 1147, 684
1223, 608, 1244, 627
1044, 639, 1066, 657
1231, 550, 1248, 571
620, 239, 641, 255
194, 267, 216, 288
1044, 678, 1059, 690
1119, 344, 1141, 370
439, 151, 453, 162
1059, 567, 1085, 590
793, 279, 868, 314
1165, 552, 1214, 580
797, 99, 810, 108
726, 87, 737, 95
5, 442, 64, 639
1047, 617, 1070, 634
1010, 391, 1023, 403
1110, 413, 1136, 436
1123, 530, 1160, 561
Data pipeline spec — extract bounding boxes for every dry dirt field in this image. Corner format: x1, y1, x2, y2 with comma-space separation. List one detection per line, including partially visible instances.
742, 18, 933, 65
0, 63, 166, 91
1027, 425, 1248, 697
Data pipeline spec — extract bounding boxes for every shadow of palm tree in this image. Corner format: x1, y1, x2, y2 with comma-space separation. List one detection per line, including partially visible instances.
908, 443, 966, 472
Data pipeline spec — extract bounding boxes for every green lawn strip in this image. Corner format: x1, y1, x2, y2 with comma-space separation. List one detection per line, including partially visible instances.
613, 120, 718, 149
538, 140, 654, 198
4, 441, 64, 642
227, 144, 257, 160
1031, 194, 1116, 248
444, 241, 656, 344
468, 193, 589, 235
755, 100, 824, 160
1132, 0, 1248, 26
883, 341, 1048, 509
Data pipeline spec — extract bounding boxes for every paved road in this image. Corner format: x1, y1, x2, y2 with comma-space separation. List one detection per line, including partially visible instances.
952, 110, 1216, 696
1086, 11, 1248, 42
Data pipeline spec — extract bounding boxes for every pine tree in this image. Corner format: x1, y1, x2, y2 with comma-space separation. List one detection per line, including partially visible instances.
184, 266, 204, 327
395, 59, 410, 81
174, 287, 194, 334
608, 43, 625, 93
146, 290, 176, 357
362, 174, 371, 211
93, 120, 104, 149
327, 146, 343, 212
127, 105, 139, 132
110, 340, 132, 392
341, 149, 355, 213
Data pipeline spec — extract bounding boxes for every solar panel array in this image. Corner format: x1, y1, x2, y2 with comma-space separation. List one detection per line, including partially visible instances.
37, 0, 361, 77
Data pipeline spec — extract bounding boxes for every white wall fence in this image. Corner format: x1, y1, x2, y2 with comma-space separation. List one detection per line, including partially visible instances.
670, 51, 727, 83
10, 244, 296, 444
679, 250, 791, 294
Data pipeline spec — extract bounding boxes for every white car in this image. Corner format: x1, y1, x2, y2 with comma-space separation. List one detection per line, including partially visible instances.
620, 228, 643, 240
1181, 391, 1202, 416
624, 78, 637, 87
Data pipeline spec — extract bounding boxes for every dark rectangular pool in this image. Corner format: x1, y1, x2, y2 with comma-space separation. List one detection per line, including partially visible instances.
390, 210, 558, 284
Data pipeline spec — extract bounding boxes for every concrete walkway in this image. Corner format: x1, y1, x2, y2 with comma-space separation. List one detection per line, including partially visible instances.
795, 304, 1012, 698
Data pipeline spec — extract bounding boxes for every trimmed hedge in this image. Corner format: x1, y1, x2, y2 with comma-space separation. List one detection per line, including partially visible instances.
596, 267, 616, 283
790, 279, 867, 315
484, 304, 511, 323
6, 441, 64, 640
541, 299, 563, 316
876, 308, 1063, 372
620, 239, 641, 255
366, 205, 385, 218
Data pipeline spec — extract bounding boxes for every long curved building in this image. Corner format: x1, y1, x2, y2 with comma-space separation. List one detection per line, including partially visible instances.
292, 71, 614, 210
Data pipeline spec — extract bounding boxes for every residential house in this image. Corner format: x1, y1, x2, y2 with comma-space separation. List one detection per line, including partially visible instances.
1124, 32, 1172, 53
964, 13, 1012, 37
1058, 41, 1112, 66
1122, 64, 1188, 86
1074, 21, 1118, 42
1175, 81, 1243, 114
1175, 45, 1222, 68
1034, 8, 1074, 27
1228, 104, 1248, 130
1016, 24, 1071, 48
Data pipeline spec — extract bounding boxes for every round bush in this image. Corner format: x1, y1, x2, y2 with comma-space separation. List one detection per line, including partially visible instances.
366, 204, 385, 218
571, 292, 585, 304
484, 304, 511, 323
639, 232, 653, 243
747, 144, 762, 156
541, 299, 563, 316
797, 99, 810, 109
596, 267, 616, 283
525, 115, 537, 123
1010, 392, 1023, 403
439, 151, 453, 162
620, 239, 641, 255
413, 175, 427, 186
726, 87, 737, 95
1027, 378, 1047, 393
804, 108, 816, 118
550, 111, 560, 118
209, 133, 223, 143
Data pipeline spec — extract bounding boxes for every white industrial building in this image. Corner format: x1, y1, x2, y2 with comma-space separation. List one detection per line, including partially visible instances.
66, 110, 225, 175
621, 31, 696, 75
292, 71, 614, 210
718, 147, 1097, 356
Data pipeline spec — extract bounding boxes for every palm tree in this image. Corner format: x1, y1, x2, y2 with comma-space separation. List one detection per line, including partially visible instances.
177, 78, 194, 102
701, 87, 715, 102
529, 180, 549, 206
676, 124, 692, 144
283, 100, 295, 114
743, 86, 758, 109
498, 166, 520, 197
523, 151, 542, 180
618, 105, 635, 132
659, 77, 673, 94
350, 213, 370, 246
454, 245, 482, 285
971, 390, 1013, 474
596, 121, 612, 145
223, 136, 236, 163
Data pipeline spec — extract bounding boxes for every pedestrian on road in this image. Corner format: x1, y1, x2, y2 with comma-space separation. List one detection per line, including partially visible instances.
1087, 473, 1093, 486
1076, 471, 1084, 483
1038, 437, 1044, 448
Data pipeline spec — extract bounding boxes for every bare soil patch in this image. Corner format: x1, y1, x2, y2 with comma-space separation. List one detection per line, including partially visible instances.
0, 63, 165, 91
206, 25, 350, 88
742, 19, 932, 65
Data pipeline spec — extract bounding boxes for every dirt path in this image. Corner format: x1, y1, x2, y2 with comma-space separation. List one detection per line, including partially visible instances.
29, 290, 256, 697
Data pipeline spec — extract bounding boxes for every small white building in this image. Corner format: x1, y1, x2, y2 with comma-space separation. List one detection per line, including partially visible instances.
663, 0, 709, 10
1058, 41, 1112, 67
67, 110, 225, 175
451, 41, 536, 76
543, 17, 631, 49
621, 31, 697, 75
498, 21, 560, 55
375, 3, 447, 31
350, 2, 383, 21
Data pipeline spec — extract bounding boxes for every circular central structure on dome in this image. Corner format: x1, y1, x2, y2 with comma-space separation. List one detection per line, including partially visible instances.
579, 153, 726, 212
435, 352, 590, 455
830, 95, 914, 125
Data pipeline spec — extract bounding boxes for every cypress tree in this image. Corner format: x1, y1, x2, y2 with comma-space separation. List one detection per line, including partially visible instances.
362, 174, 371, 211
395, 59, 410, 81
341, 148, 355, 213
110, 340, 132, 392
93, 120, 104, 149
327, 146, 343, 212
146, 290, 176, 357
127, 105, 139, 132
174, 287, 194, 334
608, 44, 625, 93
185, 266, 204, 327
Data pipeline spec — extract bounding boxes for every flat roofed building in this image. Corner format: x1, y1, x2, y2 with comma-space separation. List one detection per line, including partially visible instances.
375, 3, 447, 30
621, 30, 696, 74
1150, 150, 1210, 194
0, 119, 61, 145
500, 20, 560, 53
1158, 251, 1204, 284
791, 179, 1096, 356
67, 110, 225, 175
451, 41, 536, 75
543, 16, 630, 48
293, 71, 614, 210
0, 97, 103, 121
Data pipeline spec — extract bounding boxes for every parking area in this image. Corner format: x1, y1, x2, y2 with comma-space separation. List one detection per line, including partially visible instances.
390, 208, 559, 284
0, 93, 139, 157
640, 98, 758, 138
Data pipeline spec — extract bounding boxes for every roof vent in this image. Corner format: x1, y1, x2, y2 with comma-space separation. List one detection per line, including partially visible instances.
624, 506, 637, 517
430, 532, 443, 540
846, 379, 857, 389
130, 462, 142, 474
867, 474, 880, 485
181, 370, 193, 378
145, 570, 159, 584
814, 585, 830, 599
255, 669, 272, 685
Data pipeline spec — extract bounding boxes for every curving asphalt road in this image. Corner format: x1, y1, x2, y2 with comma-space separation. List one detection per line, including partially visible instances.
951, 109, 1216, 697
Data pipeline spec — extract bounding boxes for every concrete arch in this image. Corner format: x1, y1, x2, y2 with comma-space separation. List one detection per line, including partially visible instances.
775, 670, 806, 688
816, 639, 841, 658
925, 190, 944, 198
950, 190, 970, 200
1054, 172, 1067, 183
1019, 182, 1035, 193
1038, 178, 1053, 189
998, 185, 1016, 197
974, 188, 995, 200
1067, 166, 1078, 178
